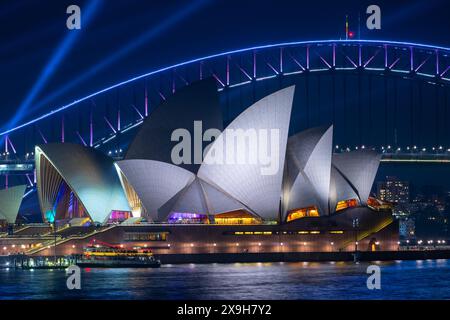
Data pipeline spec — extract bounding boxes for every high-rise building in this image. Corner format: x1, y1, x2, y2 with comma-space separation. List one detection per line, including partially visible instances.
377, 176, 410, 204
399, 218, 415, 240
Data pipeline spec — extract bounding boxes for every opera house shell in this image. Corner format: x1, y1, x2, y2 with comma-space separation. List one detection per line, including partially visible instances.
0, 185, 27, 224
0, 77, 402, 258
34, 78, 384, 227
116, 80, 383, 225
35, 143, 130, 224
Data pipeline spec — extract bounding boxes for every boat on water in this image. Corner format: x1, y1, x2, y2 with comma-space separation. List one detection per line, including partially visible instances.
76, 241, 161, 268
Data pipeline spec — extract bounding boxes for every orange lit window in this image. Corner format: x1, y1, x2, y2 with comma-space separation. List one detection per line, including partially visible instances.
287, 206, 319, 222
215, 210, 261, 225
335, 199, 359, 212
367, 197, 393, 211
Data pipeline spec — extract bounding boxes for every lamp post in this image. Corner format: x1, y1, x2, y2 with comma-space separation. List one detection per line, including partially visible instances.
352, 218, 359, 250
46, 210, 57, 265
53, 222, 57, 265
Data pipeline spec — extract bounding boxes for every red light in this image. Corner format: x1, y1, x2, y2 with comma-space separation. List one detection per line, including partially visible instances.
348, 31, 355, 38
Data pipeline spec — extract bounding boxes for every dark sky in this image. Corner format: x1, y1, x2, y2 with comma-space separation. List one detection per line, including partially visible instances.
1, 0, 449, 130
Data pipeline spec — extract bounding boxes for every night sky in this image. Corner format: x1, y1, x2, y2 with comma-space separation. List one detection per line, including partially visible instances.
1, 0, 449, 128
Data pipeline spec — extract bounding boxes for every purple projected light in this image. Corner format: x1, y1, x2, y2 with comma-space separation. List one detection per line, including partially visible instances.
168, 212, 207, 223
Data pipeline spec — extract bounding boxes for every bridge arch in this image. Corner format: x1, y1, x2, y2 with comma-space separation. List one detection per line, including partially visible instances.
1, 39, 450, 189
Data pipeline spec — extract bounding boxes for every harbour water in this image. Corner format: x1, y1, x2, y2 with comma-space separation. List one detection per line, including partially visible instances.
1, 260, 450, 300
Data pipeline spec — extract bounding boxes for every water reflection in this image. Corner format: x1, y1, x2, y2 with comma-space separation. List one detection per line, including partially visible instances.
0, 260, 449, 300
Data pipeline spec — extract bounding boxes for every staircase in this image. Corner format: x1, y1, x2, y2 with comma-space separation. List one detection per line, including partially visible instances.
26, 225, 117, 255
338, 216, 394, 251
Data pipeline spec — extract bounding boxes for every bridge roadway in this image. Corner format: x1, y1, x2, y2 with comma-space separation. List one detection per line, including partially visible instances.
0, 152, 449, 175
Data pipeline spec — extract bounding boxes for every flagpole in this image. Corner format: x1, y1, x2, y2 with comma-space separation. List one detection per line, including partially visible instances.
345, 15, 349, 40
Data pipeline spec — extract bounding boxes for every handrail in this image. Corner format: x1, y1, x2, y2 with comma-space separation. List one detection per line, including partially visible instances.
26, 225, 117, 255
337, 216, 393, 251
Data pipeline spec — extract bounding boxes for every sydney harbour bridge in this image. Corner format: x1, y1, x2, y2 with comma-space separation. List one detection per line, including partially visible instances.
1, 39, 450, 201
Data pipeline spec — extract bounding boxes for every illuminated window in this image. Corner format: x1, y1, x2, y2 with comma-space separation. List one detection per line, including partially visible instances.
108, 210, 132, 224
367, 197, 380, 208
233, 231, 272, 236
214, 210, 261, 225
335, 199, 359, 212
124, 232, 168, 241
168, 212, 209, 224
286, 206, 320, 222
329, 230, 344, 234
38, 153, 90, 223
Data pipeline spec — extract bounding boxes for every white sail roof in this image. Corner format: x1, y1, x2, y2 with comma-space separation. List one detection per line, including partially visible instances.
36, 144, 130, 224
332, 150, 381, 205
284, 126, 333, 217
198, 86, 295, 220
115, 159, 195, 221
0, 185, 26, 224
329, 166, 360, 213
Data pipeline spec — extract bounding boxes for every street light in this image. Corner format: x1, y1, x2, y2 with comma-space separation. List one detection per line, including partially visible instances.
352, 218, 359, 252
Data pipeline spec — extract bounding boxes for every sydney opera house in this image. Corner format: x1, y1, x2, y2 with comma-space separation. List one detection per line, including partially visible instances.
0, 79, 397, 259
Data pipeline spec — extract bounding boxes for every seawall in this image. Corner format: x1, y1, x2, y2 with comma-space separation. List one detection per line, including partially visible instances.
155, 250, 450, 264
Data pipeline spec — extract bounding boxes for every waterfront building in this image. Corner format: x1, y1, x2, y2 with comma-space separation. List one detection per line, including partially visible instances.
0, 80, 398, 258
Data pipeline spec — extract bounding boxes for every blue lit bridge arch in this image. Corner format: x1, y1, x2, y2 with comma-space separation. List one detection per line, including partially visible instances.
1, 39, 450, 190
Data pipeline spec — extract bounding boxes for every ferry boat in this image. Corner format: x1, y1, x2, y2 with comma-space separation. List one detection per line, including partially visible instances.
76, 241, 161, 268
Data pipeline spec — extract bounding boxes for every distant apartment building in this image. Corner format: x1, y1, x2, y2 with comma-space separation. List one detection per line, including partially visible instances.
377, 176, 410, 204
399, 218, 415, 240
377, 176, 410, 217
